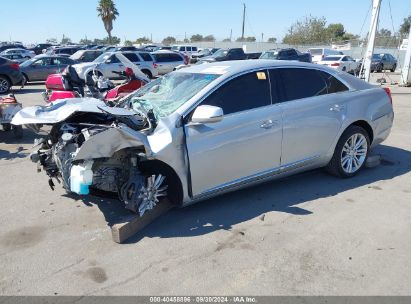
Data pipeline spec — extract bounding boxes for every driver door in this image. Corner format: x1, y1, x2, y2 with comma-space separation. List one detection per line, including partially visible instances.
184, 70, 283, 197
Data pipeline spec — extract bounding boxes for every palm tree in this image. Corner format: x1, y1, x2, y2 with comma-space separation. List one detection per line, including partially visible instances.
97, 0, 119, 44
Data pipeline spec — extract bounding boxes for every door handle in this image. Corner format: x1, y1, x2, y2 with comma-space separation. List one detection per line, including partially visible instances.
260, 120, 278, 129
330, 104, 345, 112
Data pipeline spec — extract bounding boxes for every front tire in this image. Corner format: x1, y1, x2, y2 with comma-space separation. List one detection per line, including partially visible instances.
390, 64, 396, 72
326, 126, 370, 178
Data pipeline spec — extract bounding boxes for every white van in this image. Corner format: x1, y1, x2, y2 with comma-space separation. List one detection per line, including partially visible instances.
308, 48, 344, 63
171, 45, 198, 56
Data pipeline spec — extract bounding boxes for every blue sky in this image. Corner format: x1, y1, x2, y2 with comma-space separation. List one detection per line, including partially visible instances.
3, 0, 411, 44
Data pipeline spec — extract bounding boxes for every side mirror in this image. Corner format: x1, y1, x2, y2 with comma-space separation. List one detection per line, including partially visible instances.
191, 105, 223, 124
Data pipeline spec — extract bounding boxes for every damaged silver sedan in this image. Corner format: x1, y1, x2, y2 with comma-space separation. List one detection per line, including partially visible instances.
12, 61, 394, 216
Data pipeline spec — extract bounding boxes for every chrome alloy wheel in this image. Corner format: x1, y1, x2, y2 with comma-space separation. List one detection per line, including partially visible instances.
341, 133, 368, 174
137, 174, 168, 216
0, 78, 10, 93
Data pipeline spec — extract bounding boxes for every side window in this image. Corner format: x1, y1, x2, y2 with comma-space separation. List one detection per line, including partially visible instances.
107, 55, 120, 64
179, 47, 185, 52
268, 69, 282, 104
341, 56, 348, 61
279, 68, 327, 101
287, 50, 296, 57
123, 53, 140, 62
139, 52, 153, 61
192, 47, 198, 52
53, 58, 66, 65
171, 54, 183, 61
153, 54, 166, 63
33, 58, 52, 66
319, 71, 349, 94
202, 71, 271, 115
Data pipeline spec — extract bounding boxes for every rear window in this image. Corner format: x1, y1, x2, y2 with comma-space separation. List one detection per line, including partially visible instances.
139, 52, 153, 61
323, 56, 342, 61
279, 68, 328, 101
309, 49, 322, 55
319, 71, 349, 94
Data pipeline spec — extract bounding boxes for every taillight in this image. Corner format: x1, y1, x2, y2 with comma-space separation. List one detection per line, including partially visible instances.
331, 63, 340, 67
10, 63, 19, 70
153, 62, 158, 69
383, 87, 393, 105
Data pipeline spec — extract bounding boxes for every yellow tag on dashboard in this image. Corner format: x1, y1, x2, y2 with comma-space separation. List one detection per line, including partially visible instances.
256, 72, 267, 80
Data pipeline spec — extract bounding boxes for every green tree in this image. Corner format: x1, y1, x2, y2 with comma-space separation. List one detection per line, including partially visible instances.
162, 36, 176, 45
283, 16, 327, 44
267, 37, 277, 43
326, 23, 345, 40
222, 38, 231, 42
135, 36, 151, 44
399, 15, 411, 37
124, 40, 133, 46
97, 0, 119, 44
203, 35, 216, 42
190, 34, 203, 42
236, 36, 256, 42
93, 36, 120, 45
79, 38, 92, 45
61, 35, 72, 45
46, 38, 57, 44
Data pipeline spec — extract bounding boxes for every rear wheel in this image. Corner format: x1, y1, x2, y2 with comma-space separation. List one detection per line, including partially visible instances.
141, 70, 152, 79
13, 125, 23, 139
2, 123, 11, 131
0, 76, 11, 94
390, 64, 396, 72
326, 126, 370, 178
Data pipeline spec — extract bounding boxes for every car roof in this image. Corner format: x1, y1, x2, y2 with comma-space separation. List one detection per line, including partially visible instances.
176, 60, 342, 77
151, 50, 183, 55
3, 48, 26, 51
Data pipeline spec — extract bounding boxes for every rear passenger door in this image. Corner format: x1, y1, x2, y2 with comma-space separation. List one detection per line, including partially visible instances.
275, 68, 348, 165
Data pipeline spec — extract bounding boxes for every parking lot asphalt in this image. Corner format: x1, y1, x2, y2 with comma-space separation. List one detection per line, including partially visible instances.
0, 75, 411, 295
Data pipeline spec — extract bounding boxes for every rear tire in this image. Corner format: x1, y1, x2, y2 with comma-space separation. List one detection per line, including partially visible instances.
142, 70, 152, 79
13, 125, 23, 139
326, 126, 370, 178
2, 123, 11, 131
390, 64, 396, 72
0, 76, 11, 94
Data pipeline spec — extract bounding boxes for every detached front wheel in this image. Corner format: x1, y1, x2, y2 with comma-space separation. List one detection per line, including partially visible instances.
326, 126, 370, 178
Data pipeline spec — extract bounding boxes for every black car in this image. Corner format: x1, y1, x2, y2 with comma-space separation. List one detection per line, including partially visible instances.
371, 53, 397, 72
260, 48, 312, 63
29, 43, 53, 55
0, 57, 24, 93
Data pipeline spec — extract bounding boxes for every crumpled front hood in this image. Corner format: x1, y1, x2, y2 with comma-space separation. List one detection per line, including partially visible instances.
11, 98, 135, 125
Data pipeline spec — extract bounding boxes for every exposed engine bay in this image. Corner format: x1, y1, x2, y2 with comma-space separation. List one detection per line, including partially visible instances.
25, 100, 168, 216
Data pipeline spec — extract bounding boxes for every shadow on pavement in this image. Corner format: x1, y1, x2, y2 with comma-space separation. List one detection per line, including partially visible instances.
65, 144, 411, 243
